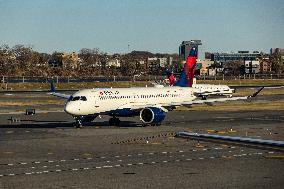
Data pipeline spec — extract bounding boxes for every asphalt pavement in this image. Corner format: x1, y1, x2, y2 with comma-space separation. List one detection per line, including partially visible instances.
0, 92, 283, 189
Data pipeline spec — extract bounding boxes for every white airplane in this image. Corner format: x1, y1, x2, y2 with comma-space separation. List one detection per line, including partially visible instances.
166, 47, 234, 99
191, 82, 234, 100
49, 49, 263, 128
50, 81, 262, 128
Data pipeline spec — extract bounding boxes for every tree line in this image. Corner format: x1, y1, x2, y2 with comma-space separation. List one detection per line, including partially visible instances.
0, 44, 283, 77
0, 45, 180, 77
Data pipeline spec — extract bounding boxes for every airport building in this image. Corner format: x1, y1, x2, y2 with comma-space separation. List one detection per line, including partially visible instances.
209, 51, 260, 65
179, 40, 202, 61
244, 60, 260, 74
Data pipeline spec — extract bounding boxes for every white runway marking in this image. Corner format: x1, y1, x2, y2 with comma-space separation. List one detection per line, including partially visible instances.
0, 146, 241, 169
0, 150, 276, 178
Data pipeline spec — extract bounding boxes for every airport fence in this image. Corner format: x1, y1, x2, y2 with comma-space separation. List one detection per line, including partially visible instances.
0, 75, 166, 83
1, 74, 284, 84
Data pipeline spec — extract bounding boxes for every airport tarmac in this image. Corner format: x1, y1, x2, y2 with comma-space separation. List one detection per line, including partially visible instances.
0, 93, 284, 188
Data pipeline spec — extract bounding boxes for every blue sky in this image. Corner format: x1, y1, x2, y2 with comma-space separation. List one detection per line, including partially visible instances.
0, 0, 283, 56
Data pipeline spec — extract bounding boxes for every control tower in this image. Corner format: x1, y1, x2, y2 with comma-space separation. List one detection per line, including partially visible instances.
179, 40, 202, 61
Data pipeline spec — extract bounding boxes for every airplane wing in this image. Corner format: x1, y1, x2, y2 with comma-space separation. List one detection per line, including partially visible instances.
181, 96, 248, 106
194, 88, 234, 97
117, 87, 264, 111
179, 87, 264, 106
49, 82, 71, 99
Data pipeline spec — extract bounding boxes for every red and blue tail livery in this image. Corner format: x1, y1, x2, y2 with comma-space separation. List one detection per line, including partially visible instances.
174, 47, 198, 87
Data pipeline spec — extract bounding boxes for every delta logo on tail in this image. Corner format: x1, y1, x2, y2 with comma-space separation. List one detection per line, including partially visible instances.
173, 47, 198, 87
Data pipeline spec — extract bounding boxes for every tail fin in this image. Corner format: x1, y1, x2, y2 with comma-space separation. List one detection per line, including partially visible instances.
174, 47, 198, 87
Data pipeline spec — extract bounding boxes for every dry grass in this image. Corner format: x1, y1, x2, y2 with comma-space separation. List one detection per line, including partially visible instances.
197, 79, 284, 86
1, 79, 284, 91
0, 100, 64, 106
0, 81, 153, 91
234, 88, 284, 96
177, 100, 284, 111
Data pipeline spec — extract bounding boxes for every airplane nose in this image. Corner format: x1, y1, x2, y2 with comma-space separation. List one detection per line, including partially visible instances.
64, 103, 74, 115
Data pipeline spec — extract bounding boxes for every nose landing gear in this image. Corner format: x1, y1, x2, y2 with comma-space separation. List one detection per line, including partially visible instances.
74, 117, 83, 128
201, 95, 207, 100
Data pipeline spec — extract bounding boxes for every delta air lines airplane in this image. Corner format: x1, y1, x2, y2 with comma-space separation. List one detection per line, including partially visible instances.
51, 82, 261, 128
167, 47, 234, 99
50, 48, 262, 128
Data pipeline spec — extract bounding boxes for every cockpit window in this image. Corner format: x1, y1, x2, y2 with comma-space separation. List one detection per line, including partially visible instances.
72, 96, 80, 101
80, 96, 87, 101
69, 96, 87, 101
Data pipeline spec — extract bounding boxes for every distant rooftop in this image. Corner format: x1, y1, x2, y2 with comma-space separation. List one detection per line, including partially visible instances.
181, 40, 202, 45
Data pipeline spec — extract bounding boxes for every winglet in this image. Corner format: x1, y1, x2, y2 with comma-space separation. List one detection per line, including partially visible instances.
50, 81, 55, 93
248, 87, 264, 98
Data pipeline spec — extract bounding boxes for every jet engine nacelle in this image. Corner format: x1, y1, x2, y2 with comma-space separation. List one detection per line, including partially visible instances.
140, 107, 166, 124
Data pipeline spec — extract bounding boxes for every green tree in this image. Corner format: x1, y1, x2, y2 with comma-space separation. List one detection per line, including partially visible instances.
270, 49, 284, 74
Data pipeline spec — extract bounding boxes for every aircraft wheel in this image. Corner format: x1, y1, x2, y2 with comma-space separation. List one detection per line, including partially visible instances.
74, 118, 83, 128
114, 118, 120, 126
109, 118, 115, 126
202, 96, 207, 100
109, 117, 120, 126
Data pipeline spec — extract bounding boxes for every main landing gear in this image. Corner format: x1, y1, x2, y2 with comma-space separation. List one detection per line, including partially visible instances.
109, 117, 120, 126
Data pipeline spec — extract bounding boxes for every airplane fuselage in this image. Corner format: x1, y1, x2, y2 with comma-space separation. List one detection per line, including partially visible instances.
64, 86, 196, 116
192, 84, 234, 96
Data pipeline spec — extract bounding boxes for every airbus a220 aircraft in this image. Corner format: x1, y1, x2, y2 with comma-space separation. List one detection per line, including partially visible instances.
167, 47, 234, 99
50, 48, 263, 128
